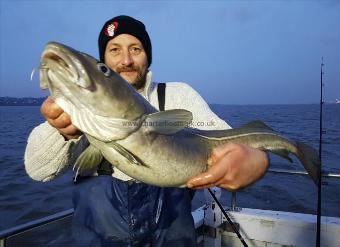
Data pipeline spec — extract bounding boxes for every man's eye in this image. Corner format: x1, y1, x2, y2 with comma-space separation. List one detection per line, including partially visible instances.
130, 47, 142, 54
110, 48, 120, 55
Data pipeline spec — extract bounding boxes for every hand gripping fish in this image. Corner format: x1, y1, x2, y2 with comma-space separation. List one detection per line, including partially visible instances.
39, 42, 320, 187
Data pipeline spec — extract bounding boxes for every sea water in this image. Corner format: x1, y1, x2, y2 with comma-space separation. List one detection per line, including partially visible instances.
0, 104, 339, 231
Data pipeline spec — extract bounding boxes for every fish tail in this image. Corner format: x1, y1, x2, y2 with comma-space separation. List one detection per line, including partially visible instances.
296, 141, 321, 186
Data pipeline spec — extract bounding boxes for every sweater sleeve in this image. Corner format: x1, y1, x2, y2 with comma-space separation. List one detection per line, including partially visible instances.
24, 121, 89, 182
164, 82, 231, 130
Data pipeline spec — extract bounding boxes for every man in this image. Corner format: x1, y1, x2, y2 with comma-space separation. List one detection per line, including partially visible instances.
25, 15, 268, 246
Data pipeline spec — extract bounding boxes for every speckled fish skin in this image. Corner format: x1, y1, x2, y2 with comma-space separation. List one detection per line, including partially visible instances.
40, 42, 320, 187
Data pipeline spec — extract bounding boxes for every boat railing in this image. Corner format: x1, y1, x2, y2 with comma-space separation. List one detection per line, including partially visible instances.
229, 168, 340, 210
0, 209, 74, 247
268, 168, 340, 178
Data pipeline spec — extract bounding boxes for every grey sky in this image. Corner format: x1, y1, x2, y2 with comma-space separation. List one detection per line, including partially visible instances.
0, 0, 339, 104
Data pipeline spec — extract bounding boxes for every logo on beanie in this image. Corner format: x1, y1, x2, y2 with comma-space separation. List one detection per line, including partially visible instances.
104, 22, 119, 37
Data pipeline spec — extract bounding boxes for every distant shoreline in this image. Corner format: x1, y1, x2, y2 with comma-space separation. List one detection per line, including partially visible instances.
0, 97, 46, 106
0, 97, 338, 106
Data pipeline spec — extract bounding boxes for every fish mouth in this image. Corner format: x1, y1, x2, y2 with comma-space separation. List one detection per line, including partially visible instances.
40, 42, 90, 91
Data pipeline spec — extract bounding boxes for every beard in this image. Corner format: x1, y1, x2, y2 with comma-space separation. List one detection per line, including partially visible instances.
115, 65, 147, 91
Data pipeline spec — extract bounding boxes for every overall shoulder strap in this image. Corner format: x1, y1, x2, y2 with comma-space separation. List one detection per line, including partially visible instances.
157, 82, 195, 199
157, 83, 166, 111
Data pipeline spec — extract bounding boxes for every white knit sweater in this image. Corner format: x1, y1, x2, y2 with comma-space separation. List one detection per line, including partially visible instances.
24, 72, 231, 182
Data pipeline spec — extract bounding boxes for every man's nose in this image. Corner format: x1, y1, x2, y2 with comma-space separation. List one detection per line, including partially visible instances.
121, 51, 133, 66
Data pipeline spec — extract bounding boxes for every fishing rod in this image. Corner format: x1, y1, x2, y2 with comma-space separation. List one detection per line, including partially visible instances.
207, 188, 248, 247
316, 57, 324, 247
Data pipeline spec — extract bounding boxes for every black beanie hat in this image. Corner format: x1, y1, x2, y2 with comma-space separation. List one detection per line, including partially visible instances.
98, 15, 152, 67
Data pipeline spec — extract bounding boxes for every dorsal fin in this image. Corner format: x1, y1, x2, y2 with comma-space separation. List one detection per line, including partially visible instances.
240, 120, 274, 131
144, 109, 193, 135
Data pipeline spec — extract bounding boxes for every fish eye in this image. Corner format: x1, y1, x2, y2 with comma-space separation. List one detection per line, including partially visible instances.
97, 63, 111, 77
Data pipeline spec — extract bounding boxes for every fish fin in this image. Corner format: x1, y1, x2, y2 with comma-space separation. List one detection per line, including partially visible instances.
240, 120, 274, 131
74, 145, 104, 174
144, 109, 193, 135
111, 142, 148, 167
296, 141, 321, 186
270, 149, 294, 163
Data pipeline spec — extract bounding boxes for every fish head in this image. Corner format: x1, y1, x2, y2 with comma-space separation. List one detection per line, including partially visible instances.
40, 41, 146, 120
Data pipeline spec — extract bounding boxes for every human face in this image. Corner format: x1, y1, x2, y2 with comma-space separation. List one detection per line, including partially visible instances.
104, 34, 148, 91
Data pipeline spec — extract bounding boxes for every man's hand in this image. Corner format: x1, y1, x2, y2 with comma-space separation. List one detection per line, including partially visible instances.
41, 96, 82, 140
187, 143, 269, 191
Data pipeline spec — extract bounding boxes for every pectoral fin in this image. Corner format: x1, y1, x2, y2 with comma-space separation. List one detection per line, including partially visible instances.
111, 142, 148, 167
73, 145, 103, 181
144, 109, 193, 135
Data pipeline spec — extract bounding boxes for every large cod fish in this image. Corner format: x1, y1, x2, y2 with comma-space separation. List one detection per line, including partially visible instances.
39, 42, 320, 187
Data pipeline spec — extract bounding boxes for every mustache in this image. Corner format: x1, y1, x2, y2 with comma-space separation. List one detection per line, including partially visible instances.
116, 66, 139, 73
